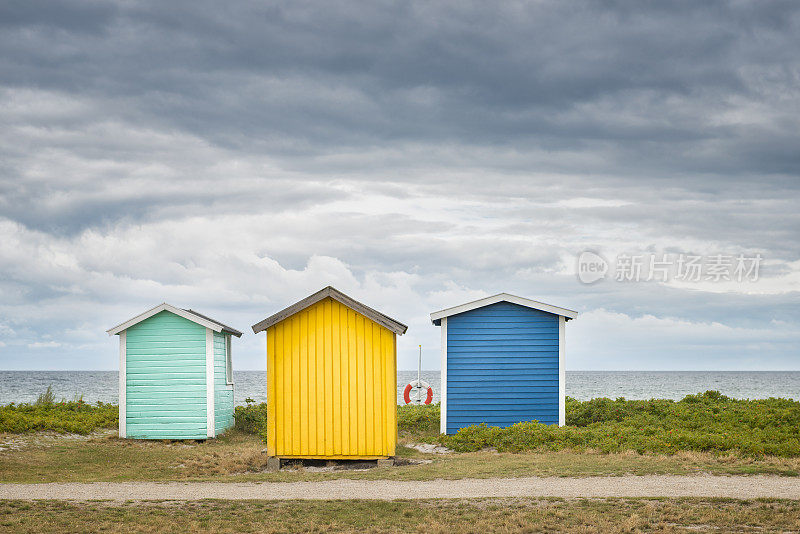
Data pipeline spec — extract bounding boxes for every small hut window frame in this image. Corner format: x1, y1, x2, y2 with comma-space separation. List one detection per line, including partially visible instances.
225, 335, 234, 385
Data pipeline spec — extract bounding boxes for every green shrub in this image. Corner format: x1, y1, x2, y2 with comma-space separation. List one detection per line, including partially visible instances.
0, 391, 118, 435
34, 386, 57, 407
439, 391, 800, 458
398, 403, 440, 435
234, 402, 267, 438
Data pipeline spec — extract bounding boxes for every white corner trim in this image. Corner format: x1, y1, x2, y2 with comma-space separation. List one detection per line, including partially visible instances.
118, 331, 126, 439
107, 303, 224, 336
440, 317, 448, 435
206, 328, 215, 438
558, 315, 566, 427
430, 293, 578, 323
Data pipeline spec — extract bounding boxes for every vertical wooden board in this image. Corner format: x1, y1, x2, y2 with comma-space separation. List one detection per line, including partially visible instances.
351, 312, 366, 455
381, 324, 390, 456
381, 328, 389, 455
325, 299, 335, 455
347, 308, 358, 455
273, 328, 279, 455
391, 332, 397, 455
274, 324, 282, 454
306, 307, 314, 454
205, 328, 214, 438
559, 315, 566, 427
358, 315, 369, 454
315, 305, 325, 454
273, 324, 280, 453
371, 323, 383, 456
283, 321, 293, 455
364, 320, 375, 454
271, 325, 279, 454
291, 315, 301, 455
299, 311, 309, 456
440, 317, 448, 435
338, 303, 349, 453
282, 318, 290, 454
331, 302, 345, 454
281, 323, 291, 454
119, 331, 126, 439
212, 331, 234, 436
267, 326, 276, 455
307, 307, 317, 455
283, 323, 292, 455
384, 329, 397, 455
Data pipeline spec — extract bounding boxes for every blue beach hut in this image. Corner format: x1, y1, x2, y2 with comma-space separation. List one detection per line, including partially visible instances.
107, 303, 242, 439
431, 293, 577, 434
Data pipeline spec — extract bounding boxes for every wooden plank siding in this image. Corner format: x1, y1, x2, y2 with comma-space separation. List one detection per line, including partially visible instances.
266, 297, 397, 459
214, 331, 234, 435
125, 311, 208, 439
446, 302, 559, 433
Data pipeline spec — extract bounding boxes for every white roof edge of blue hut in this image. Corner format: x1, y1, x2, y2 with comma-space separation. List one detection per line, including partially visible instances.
106, 303, 242, 337
430, 293, 578, 325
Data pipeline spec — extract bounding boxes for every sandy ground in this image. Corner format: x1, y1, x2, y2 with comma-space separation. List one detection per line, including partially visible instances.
0, 429, 114, 452
1, 475, 799, 501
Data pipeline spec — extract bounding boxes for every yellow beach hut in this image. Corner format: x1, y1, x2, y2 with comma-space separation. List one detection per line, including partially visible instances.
251, 286, 407, 462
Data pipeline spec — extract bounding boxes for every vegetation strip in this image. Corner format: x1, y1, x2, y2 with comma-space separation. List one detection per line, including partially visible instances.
241, 390, 800, 458
431, 392, 799, 457
4, 389, 799, 460
1, 498, 799, 533
2, 389, 799, 486
0, 387, 117, 435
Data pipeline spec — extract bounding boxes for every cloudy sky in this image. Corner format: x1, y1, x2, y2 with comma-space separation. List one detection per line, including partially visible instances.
1, 1, 798, 371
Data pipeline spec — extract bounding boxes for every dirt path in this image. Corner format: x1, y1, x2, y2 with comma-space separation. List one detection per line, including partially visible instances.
1, 475, 799, 501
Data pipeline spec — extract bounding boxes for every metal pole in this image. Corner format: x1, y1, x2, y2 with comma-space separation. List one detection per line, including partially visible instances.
417, 345, 422, 403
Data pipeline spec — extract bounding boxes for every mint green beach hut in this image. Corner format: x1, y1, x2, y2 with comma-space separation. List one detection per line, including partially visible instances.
107, 303, 242, 439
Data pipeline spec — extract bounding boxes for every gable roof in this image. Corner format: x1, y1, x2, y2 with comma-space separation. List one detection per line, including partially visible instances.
251, 286, 408, 335
430, 293, 578, 325
106, 303, 243, 337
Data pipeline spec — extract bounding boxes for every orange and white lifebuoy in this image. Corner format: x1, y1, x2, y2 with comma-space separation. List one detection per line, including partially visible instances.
403, 379, 433, 405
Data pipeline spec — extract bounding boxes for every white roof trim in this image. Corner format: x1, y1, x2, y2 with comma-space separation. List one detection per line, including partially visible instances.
430, 293, 578, 324
106, 303, 224, 336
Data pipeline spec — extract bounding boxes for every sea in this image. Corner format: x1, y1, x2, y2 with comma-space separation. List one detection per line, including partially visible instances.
1, 370, 798, 406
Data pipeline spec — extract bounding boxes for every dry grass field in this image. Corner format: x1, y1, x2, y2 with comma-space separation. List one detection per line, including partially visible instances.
1, 498, 799, 533
1, 429, 799, 484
